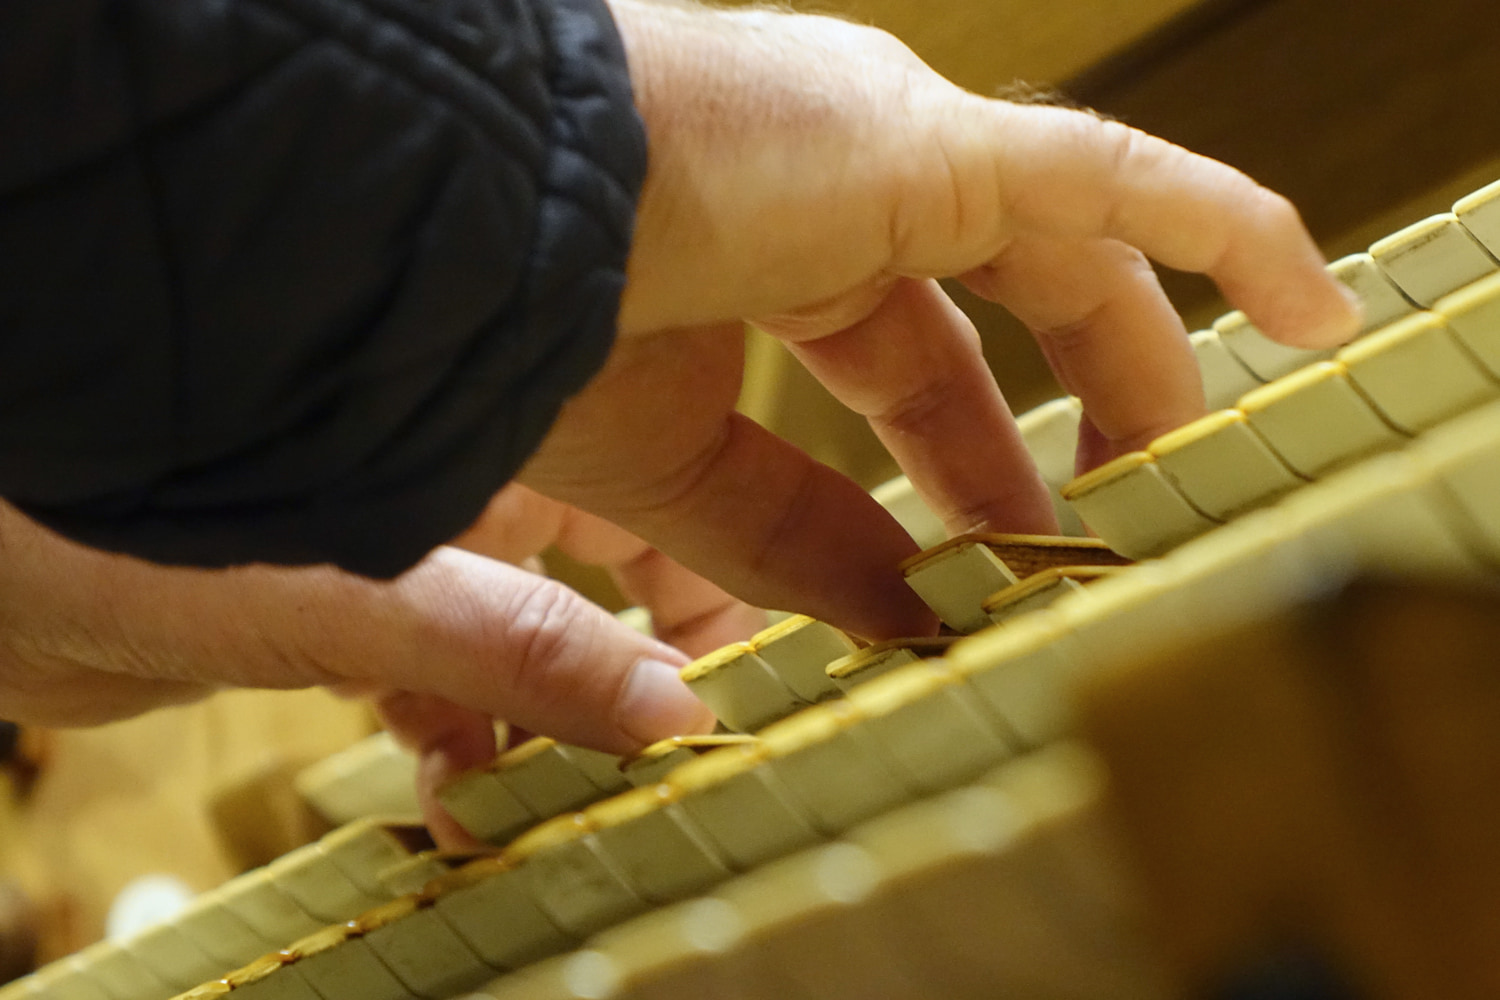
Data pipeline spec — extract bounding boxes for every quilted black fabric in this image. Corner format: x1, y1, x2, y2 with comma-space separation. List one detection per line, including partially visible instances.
0, 0, 645, 576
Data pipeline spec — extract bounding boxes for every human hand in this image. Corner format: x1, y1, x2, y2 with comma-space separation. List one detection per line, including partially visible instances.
522, 0, 1361, 639
0, 493, 747, 840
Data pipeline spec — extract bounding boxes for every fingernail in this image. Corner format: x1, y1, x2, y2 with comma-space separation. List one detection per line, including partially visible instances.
615, 658, 716, 745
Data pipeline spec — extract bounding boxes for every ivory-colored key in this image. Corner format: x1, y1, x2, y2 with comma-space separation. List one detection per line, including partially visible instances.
584, 784, 733, 904
1063, 452, 1219, 559
314, 819, 431, 906
1238, 360, 1405, 478
826, 637, 959, 692
376, 849, 461, 898
294, 730, 420, 826
757, 701, 914, 835
507, 813, 648, 939
1437, 271, 1500, 380
435, 769, 536, 847
1370, 212, 1499, 307
555, 896, 751, 1000
1280, 450, 1485, 580
621, 735, 757, 788
1016, 396, 1087, 536
680, 643, 805, 734
706, 840, 927, 1000
1338, 312, 1500, 433
1215, 310, 1336, 381
493, 738, 627, 821
70, 939, 172, 1000
169, 886, 277, 971
748, 614, 859, 704
283, 923, 415, 1000
900, 537, 1019, 633
223, 953, 322, 1000
981, 565, 1119, 625
949, 610, 1078, 748
667, 741, 823, 871
120, 920, 220, 992
869, 474, 946, 551
1328, 251, 1418, 333
27, 962, 112, 1000
268, 837, 389, 925
356, 896, 493, 1000
1454, 178, 1500, 256
1191, 328, 1263, 410
1149, 409, 1305, 521
428, 857, 576, 972
1409, 400, 1500, 565
842, 662, 1014, 794
209, 871, 324, 956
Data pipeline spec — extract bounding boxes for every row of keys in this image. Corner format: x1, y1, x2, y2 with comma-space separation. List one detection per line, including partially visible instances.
1066, 271, 1500, 559
34, 389, 1500, 1000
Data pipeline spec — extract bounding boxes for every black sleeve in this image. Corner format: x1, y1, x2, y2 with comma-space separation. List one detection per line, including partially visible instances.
0, 0, 645, 577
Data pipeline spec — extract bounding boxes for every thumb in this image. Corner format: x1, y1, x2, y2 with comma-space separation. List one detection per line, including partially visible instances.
318, 547, 717, 755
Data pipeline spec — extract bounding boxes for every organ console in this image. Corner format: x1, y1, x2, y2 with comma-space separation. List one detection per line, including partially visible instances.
10, 171, 1500, 1000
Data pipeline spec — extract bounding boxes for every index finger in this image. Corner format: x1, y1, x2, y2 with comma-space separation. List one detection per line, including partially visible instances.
903, 101, 1361, 349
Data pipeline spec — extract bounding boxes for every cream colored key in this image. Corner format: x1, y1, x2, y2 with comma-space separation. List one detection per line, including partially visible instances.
1370, 212, 1499, 307
585, 784, 733, 904
757, 701, 913, 835
869, 474, 946, 550
749, 614, 859, 704
121, 920, 220, 992
211, 871, 324, 955
1437, 271, 1500, 380
1215, 310, 1336, 381
1017, 395, 1087, 536
508, 813, 648, 939
284, 923, 415, 1000
667, 741, 823, 871
826, 637, 959, 693
1191, 328, 1263, 410
28, 962, 112, 1000
1239, 360, 1405, 478
1410, 399, 1500, 564
71, 939, 171, 1000
1329, 251, 1419, 333
1454, 178, 1500, 256
981, 565, 1119, 625
294, 730, 420, 826
1338, 311, 1500, 433
435, 769, 536, 847
1149, 409, 1305, 520
428, 857, 576, 972
949, 609, 1078, 748
1063, 452, 1218, 559
169, 983, 231, 1000
223, 953, 322, 1000
494, 738, 627, 820
707, 840, 919, 1000
846, 748, 1165, 1000
621, 734, 757, 788
356, 896, 494, 1000
170, 886, 277, 970
900, 536, 1020, 633
1281, 450, 1485, 580
842, 662, 1014, 794
562, 896, 750, 1000
680, 643, 805, 734
268, 838, 388, 925
376, 850, 460, 898
316, 819, 431, 904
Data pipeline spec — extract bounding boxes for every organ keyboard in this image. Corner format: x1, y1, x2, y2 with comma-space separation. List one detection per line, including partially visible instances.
12, 177, 1500, 1000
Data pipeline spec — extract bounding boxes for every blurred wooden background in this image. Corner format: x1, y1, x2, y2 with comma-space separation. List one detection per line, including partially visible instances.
4, 0, 1500, 968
